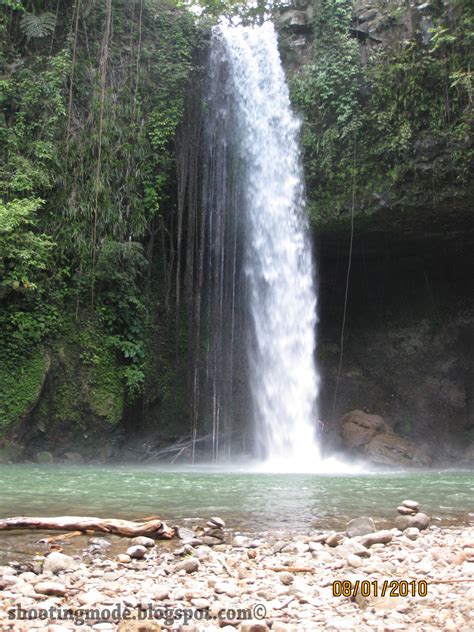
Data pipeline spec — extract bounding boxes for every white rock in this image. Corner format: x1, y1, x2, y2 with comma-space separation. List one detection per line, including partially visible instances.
43, 552, 79, 574
232, 535, 251, 548
130, 536, 155, 548
402, 499, 419, 510
176, 558, 200, 573
404, 527, 420, 540
126, 545, 147, 559
347, 553, 363, 568
279, 571, 294, 585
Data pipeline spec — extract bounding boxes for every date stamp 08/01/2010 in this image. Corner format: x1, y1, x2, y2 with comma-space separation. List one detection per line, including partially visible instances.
333, 580, 428, 598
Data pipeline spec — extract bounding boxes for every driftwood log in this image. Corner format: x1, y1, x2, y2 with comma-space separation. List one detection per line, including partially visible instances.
0, 516, 175, 539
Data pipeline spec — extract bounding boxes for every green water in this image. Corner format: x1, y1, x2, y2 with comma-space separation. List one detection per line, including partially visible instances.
0, 465, 472, 530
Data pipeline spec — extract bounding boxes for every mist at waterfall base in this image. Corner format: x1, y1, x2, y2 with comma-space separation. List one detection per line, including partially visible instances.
199, 22, 353, 473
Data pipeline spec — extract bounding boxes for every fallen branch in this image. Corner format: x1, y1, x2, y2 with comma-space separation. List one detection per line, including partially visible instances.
0, 516, 175, 539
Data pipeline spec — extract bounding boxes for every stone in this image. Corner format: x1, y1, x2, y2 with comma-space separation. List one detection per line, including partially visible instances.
152, 587, 169, 601
89, 537, 112, 549
176, 558, 200, 573
402, 499, 419, 510
126, 545, 147, 559
363, 432, 432, 467
397, 505, 416, 515
279, 571, 294, 585
395, 512, 430, 531
232, 535, 252, 548
43, 552, 79, 574
34, 580, 67, 596
347, 554, 363, 568
359, 530, 393, 547
77, 588, 105, 605
340, 410, 390, 449
347, 516, 376, 537
191, 598, 211, 609
203, 528, 224, 539
208, 516, 225, 528
404, 527, 420, 540
201, 536, 223, 546
117, 554, 131, 563
130, 536, 155, 547
34, 450, 54, 464
326, 533, 345, 547
338, 539, 371, 558
176, 526, 196, 542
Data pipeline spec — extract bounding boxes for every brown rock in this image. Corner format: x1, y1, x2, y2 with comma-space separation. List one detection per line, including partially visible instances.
395, 512, 430, 531
340, 410, 390, 449
359, 530, 393, 547
363, 432, 432, 467
397, 505, 416, 515
326, 533, 345, 547
34, 581, 67, 597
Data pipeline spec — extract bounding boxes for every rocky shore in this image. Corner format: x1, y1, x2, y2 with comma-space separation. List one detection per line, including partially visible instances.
0, 504, 473, 632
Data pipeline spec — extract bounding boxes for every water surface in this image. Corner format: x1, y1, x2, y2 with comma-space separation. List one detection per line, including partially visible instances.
1, 464, 472, 529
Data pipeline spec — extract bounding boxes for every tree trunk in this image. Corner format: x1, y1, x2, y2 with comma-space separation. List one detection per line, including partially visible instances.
0, 516, 175, 539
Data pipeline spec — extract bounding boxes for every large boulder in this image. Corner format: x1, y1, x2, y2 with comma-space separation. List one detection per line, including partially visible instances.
340, 410, 432, 467
364, 432, 432, 467
340, 410, 391, 449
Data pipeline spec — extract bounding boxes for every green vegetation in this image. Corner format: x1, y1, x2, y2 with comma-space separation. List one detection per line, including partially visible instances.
0, 0, 206, 438
0, 349, 49, 430
290, 0, 473, 229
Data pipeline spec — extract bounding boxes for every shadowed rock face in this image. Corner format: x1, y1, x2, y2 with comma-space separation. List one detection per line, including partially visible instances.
339, 410, 432, 467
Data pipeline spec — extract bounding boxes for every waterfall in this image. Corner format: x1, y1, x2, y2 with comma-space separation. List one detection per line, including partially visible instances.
201, 22, 320, 469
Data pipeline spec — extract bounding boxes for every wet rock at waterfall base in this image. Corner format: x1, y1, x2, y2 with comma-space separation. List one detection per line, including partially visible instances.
339, 410, 432, 467
340, 410, 390, 449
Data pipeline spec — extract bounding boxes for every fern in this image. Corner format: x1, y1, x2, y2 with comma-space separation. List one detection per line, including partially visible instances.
20, 12, 56, 40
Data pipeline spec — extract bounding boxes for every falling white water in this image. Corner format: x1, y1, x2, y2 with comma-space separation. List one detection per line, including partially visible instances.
213, 23, 321, 470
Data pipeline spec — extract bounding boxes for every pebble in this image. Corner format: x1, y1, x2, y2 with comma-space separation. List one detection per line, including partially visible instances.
279, 571, 294, 585
404, 527, 420, 540
397, 505, 416, 515
176, 558, 200, 573
208, 516, 226, 528
130, 536, 155, 547
347, 553, 363, 568
117, 554, 131, 563
402, 499, 419, 510
326, 533, 345, 547
34, 580, 67, 596
232, 535, 252, 548
346, 516, 376, 537
126, 545, 147, 559
359, 529, 393, 547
